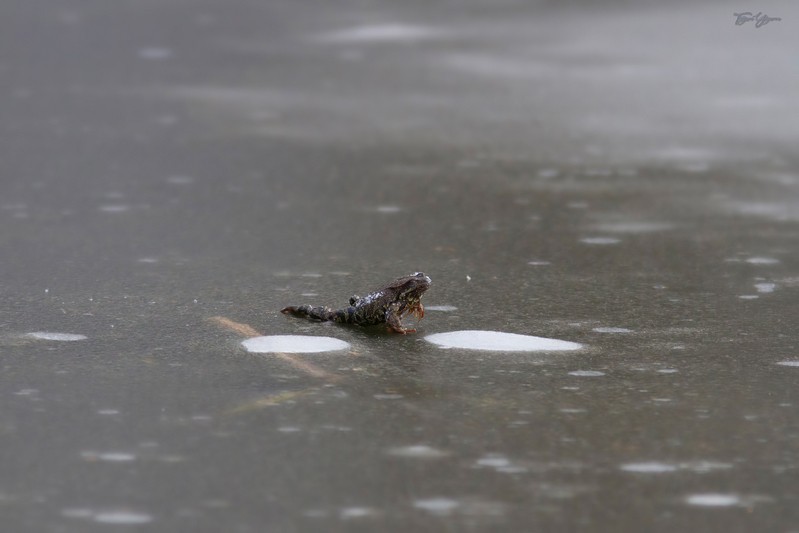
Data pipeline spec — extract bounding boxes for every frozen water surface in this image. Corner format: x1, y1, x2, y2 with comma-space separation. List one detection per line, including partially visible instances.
241, 336, 350, 354
425, 331, 582, 352
5, 0, 799, 531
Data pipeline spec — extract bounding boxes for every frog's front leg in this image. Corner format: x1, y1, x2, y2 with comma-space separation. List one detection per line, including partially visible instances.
386, 302, 415, 334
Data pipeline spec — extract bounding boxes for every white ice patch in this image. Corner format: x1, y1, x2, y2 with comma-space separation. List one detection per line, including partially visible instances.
425, 305, 458, 312
424, 331, 582, 352
684, 493, 741, 507
81, 451, 136, 462
595, 221, 674, 234
527, 261, 551, 266
387, 445, 450, 459
620, 462, 678, 473
754, 283, 776, 293
475, 455, 511, 468
339, 507, 376, 519
373, 205, 402, 214
413, 498, 461, 515
241, 336, 350, 354
93, 511, 154, 524
776, 361, 799, 367
568, 370, 605, 377
580, 237, 621, 245
98, 205, 131, 213
745, 257, 779, 265
319, 24, 444, 43
26, 332, 87, 341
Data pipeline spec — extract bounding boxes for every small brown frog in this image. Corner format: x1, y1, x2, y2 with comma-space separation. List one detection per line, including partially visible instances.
281, 272, 431, 334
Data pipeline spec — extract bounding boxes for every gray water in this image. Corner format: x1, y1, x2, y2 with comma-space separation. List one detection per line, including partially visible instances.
2, 0, 799, 531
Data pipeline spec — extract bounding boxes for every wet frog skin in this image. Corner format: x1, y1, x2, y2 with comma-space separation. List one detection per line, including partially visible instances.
281, 272, 432, 334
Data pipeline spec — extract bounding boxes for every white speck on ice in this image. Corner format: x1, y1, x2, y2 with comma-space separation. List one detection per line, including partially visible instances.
476, 455, 511, 468
93, 511, 153, 524
738, 295, 759, 300
596, 221, 674, 234
527, 260, 551, 266
580, 237, 621, 245
387, 445, 450, 459
319, 24, 444, 43
98, 205, 131, 213
776, 361, 799, 367
568, 370, 605, 377
137, 257, 159, 263
754, 283, 776, 293
620, 462, 678, 473
373, 205, 402, 214
746, 257, 779, 265
413, 498, 461, 515
657, 369, 678, 374
425, 305, 458, 312
374, 394, 404, 400
97, 409, 120, 415
425, 330, 582, 352
241, 336, 350, 354
685, 493, 741, 507
81, 451, 136, 463
339, 507, 376, 519
26, 332, 87, 341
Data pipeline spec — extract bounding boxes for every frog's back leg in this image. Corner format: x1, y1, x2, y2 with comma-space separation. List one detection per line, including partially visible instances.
281, 305, 337, 322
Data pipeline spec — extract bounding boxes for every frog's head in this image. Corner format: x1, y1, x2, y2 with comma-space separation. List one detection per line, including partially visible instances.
394, 272, 432, 301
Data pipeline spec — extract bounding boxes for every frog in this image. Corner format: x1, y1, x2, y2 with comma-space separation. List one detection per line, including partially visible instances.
281, 272, 432, 334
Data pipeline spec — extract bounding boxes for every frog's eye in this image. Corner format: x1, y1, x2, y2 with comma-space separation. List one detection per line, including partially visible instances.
412, 272, 424, 277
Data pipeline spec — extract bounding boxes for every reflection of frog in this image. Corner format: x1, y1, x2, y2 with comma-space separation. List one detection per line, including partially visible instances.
281, 272, 432, 334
